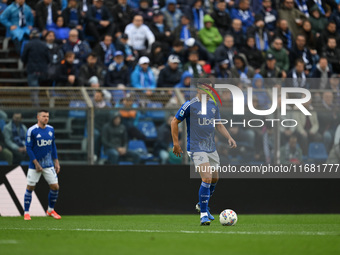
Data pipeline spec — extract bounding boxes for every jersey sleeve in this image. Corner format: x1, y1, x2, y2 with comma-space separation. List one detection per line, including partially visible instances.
26, 129, 36, 162
51, 129, 58, 160
175, 102, 190, 121
216, 105, 221, 120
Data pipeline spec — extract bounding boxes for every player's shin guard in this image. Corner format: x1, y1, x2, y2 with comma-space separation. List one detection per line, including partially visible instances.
24, 189, 33, 213
48, 189, 59, 212
199, 182, 211, 217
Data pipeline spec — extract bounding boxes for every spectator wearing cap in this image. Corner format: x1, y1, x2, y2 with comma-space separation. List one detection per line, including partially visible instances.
286, 58, 309, 88
93, 34, 116, 67
78, 52, 106, 86
148, 9, 174, 54
112, 0, 134, 35
211, 0, 231, 37
260, 53, 286, 79
124, 14, 155, 55
240, 36, 265, 72
191, 0, 205, 31
62, 0, 85, 32
105, 51, 130, 87
258, 0, 277, 35
183, 50, 207, 78
115, 33, 136, 68
230, 54, 255, 84
136, 0, 154, 25
131, 56, 156, 90
157, 54, 182, 87
161, 0, 182, 32
183, 37, 210, 66
214, 34, 238, 67
21, 28, 50, 88
173, 13, 198, 42
289, 34, 313, 75
230, 0, 254, 34
267, 37, 289, 72
85, 0, 114, 41
198, 14, 222, 55
246, 14, 271, 52
35, 0, 59, 36
0, 0, 34, 54
215, 59, 232, 78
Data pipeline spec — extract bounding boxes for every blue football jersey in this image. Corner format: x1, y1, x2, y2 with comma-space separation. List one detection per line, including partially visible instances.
26, 124, 58, 169
175, 97, 221, 153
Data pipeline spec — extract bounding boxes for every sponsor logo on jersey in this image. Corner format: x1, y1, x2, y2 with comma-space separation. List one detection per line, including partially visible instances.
37, 139, 52, 147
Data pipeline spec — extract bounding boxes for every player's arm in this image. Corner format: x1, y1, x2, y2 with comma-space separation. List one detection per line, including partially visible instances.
216, 124, 237, 148
52, 131, 60, 174
26, 130, 43, 172
171, 117, 183, 157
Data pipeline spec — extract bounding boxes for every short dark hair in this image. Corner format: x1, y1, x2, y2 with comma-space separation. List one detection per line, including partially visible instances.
197, 78, 213, 87
295, 58, 305, 66
88, 52, 97, 58
38, 109, 49, 114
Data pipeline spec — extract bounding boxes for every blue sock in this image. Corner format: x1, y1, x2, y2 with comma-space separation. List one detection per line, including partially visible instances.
48, 190, 59, 210
199, 182, 211, 214
210, 182, 217, 198
24, 189, 32, 213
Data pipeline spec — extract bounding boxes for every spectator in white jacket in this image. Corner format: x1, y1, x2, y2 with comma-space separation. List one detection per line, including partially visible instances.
124, 15, 155, 56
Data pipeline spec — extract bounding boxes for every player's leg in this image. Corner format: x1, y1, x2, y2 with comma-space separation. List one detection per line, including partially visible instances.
197, 162, 212, 225
43, 167, 61, 219
24, 169, 42, 220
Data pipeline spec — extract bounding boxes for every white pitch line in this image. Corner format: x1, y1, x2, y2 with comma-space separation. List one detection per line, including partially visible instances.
0, 227, 338, 236
0, 240, 18, 244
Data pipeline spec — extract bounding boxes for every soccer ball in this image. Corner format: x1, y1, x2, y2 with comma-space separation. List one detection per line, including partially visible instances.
219, 209, 237, 226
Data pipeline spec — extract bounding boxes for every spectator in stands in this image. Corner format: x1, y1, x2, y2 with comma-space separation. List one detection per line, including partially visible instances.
293, 99, 321, 155
287, 58, 308, 88
62, 0, 84, 32
154, 115, 174, 164
101, 112, 140, 165
306, 0, 336, 18
301, 20, 317, 51
322, 37, 340, 74
111, 0, 134, 35
240, 36, 265, 72
148, 41, 167, 78
230, 54, 255, 84
318, 91, 340, 151
148, 9, 173, 54
211, 0, 231, 37
62, 29, 91, 72
115, 33, 136, 68
326, 124, 340, 163
184, 38, 211, 66
35, 0, 59, 36
105, 51, 130, 87
214, 34, 238, 67
309, 4, 328, 37
329, 74, 340, 106
251, 74, 271, 109
45, 31, 64, 83
274, 19, 292, 51
157, 54, 182, 88
124, 14, 155, 55
161, 0, 182, 32
136, 0, 153, 25
267, 38, 289, 72
289, 34, 313, 75
131, 56, 156, 91
278, 0, 307, 39
49, 15, 71, 41
0, 0, 34, 53
93, 89, 111, 161
330, 3, 340, 34
78, 53, 105, 87
198, 14, 222, 56
258, 0, 277, 36
21, 28, 50, 89
175, 71, 193, 100
56, 51, 77, 86
318, 21, 340, 53
260, 53, 286, 79
3, 113, 28, 165
280, 135, 303, 164
191, 0, 205, 31
246, 14, 271, 53
93, 34, 116, 67
0, 128, 13, 165
214, 59, 232, 78
183, 50, 207, 78
86, 0, 114, 42
230, 0, 254, 34
169, 40, 185, 64
311, 57, 332, 89
228, 18, 245, 50
173, 13, 197, 42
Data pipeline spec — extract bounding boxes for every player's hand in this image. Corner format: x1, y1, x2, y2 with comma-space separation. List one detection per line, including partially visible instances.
173, 144, 183, 157
54, 160, 60, 174
35, 163, 43, 172
228, 138, 237, 148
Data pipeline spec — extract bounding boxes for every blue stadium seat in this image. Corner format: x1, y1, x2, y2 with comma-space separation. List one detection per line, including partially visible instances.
0, 161, 9, 165
100, 146, 108, 160
137, 121, 157, 139
145, 161, 160, 165
145, 102, 165, 121
20, 161, 30, 166
0, 119, 5, 131
111, 90, 125, 104
308, 143, 328, 162
118, 161, 133, 165
128, 140, 153, 161
69, 100, 87, 118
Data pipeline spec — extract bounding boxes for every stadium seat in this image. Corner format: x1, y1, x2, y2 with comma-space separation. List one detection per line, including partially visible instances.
128, 140, 154, 161
145, 161, 160, 165
111, 90, 125, 104
68, 100, 87, 118
118, 161, 133, 165
145, 102, 165, 121
137, 121, 157, 139
0, 161, 8, 165
20, 161, 30, 166
308, 143, 328, 162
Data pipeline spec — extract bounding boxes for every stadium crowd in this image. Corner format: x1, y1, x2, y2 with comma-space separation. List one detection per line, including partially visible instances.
0, 0, 340, 165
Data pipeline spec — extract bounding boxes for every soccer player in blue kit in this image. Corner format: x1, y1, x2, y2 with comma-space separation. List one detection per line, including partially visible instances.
171, 79, 237, 225
24, 110, 61, 220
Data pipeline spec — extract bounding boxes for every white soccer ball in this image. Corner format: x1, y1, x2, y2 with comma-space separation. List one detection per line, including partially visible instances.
219, 209, 238, 226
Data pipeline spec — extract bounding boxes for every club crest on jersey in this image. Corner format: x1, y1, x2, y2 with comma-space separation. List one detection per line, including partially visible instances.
211, 108, 216, 114
48, 131, 52, 137
37, 134, 41, 138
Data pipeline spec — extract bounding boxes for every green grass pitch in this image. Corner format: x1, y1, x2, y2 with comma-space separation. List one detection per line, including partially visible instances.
0, 214, 339, 255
